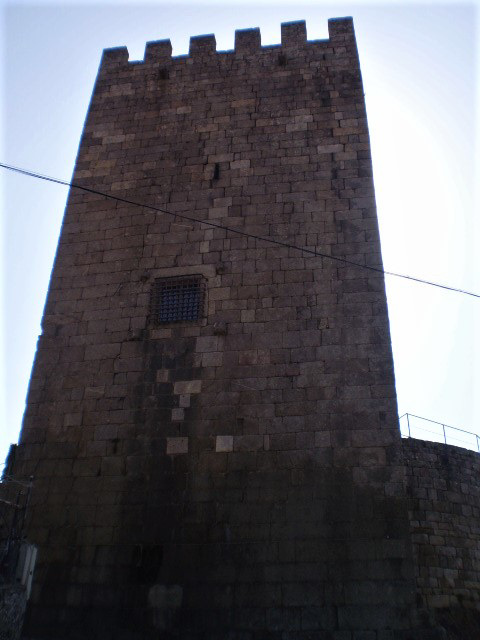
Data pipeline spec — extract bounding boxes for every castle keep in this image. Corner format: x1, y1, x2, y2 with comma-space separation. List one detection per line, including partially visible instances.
6, 16, 479, 639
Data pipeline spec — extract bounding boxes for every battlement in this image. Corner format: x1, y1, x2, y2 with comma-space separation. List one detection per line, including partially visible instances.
101, 17, 355, 67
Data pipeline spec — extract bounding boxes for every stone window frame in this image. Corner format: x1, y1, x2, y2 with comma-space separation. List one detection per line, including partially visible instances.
146, 265, 216, 330
149, 274, 206, 325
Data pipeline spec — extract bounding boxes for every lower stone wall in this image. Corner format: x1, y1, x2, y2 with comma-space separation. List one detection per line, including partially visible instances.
0, 585, 27, 640
403, 438, 480, 611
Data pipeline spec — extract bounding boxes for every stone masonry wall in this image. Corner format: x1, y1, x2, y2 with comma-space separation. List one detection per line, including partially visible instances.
13, 18, 440, 639
0, 585, 27, 640
403, 438, 480, 611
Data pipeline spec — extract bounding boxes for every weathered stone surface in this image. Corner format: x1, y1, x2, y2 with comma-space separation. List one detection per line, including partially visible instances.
403, 439, 480, 612
0, 586, 27, 640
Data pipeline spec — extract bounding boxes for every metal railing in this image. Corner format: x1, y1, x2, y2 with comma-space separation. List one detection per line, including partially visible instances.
399, 413, 480, 453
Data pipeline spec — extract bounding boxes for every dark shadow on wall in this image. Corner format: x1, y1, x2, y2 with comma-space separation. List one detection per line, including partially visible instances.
435, 607, 480, 640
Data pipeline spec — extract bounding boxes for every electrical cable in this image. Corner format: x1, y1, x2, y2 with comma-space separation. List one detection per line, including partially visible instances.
1, 161, 478, 299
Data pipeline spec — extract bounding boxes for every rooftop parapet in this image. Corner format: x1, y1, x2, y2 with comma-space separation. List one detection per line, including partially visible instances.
189, 33, 216, 58
234, 28, 261, 55
144, 39, 173, 63
328, 16, 355, 39
101, 17, 355, 68
281, 21, 307, 48
100, 46, 129, 68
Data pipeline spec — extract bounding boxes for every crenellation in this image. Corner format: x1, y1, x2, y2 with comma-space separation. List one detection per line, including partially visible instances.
100, 45, 129, 67
328, 16, 355, 40
98, 18, 353, 76
281, 20, 307, 49
189, 33, 217, 58
144, 38, 172, 62
234, 27, 261, 54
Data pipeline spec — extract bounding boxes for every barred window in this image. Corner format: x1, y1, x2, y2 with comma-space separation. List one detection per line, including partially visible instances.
150, 276, 205, 324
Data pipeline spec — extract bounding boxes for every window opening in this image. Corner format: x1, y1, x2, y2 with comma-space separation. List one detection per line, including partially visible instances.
150, 276, 205, 324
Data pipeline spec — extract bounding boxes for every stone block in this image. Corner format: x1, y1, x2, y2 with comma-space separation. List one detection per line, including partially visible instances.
173, 380, 202, 395
234, 435, 264, 452
166, 437, 189, 455
215, 435, 233, 453
241, 309, 255, 323
101, 456, 124, 476
282, 582, 323, 607
64, 412, 82, 427
156, 369, 169, 383
195, 336, 219, 353
202, 351, 223, 367
179, 394, 190, 408
171, 408, 184, 422
301, 606, 337, 631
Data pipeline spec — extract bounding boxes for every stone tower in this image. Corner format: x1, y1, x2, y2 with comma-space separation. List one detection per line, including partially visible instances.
11, 17, 443, 639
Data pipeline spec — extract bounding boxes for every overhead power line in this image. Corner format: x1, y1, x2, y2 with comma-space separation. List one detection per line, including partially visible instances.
1, 160, 478, 299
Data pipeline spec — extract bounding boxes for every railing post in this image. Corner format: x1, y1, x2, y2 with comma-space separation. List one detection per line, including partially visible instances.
442, 424, 446, 444
407, 413, 411, 438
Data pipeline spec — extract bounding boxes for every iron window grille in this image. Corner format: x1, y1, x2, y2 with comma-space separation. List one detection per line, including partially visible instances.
149, 276, 205, 324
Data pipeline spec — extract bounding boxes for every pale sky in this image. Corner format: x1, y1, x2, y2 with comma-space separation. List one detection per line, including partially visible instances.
1, 0, 479, 465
